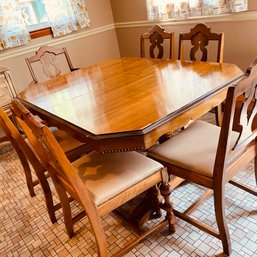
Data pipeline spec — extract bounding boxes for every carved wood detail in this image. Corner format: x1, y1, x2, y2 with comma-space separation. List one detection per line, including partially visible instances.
178, 23, 224, 63
140, 24, 174, 59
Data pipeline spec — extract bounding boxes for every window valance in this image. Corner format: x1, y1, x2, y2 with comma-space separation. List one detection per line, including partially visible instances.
146, 0, 248, 20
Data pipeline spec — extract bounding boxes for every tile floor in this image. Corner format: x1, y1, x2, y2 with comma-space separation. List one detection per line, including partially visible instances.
0, 114, 257, 257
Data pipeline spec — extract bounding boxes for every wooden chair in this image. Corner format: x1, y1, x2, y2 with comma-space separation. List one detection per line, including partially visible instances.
147, 57, 257, 256
178, 23, 225, 126
25, 45, 91, 161
26, 45, 78, 83
0, 106, 60, 223
10, 103, 92, 223
178, 23, 224, 63
11, 99, 175, 257
140, 24, 174, 59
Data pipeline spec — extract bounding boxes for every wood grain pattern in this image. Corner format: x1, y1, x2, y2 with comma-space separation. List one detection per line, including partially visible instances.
18, 57, 243, 152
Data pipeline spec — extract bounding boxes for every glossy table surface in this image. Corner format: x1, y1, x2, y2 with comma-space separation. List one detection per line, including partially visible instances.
18, 57, 243, 152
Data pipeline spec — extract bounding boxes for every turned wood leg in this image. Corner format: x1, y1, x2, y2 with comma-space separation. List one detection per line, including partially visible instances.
151, 185, 162, 219
130, 187, 161, 228
160, 179, 176, 234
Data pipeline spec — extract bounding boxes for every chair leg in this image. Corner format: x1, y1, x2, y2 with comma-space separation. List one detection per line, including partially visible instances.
254, 153, 257, 186
151, 185, 162, 219
215, 104, 223, 126
213, 187, 231, 256
22, 145, 58, 224
54, 183, 75, 238
159, 180, 176, 234
13, 145, 36, 197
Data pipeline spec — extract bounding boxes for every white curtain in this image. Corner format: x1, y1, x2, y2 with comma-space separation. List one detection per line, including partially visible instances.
0, 0, 90, 50
146, 0, 248, 20
42, 0, 90, 37
0, 0, 31, 50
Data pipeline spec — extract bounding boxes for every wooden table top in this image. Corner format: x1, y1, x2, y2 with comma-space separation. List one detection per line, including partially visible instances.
18, 57, 243, 152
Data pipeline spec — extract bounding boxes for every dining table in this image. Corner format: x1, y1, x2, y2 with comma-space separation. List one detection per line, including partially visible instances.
18, 57, 243, 153
17, 56, 244, 227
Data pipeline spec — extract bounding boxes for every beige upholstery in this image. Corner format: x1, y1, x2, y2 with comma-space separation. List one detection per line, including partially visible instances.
74, 151, 163, 205
148, 120, 238, 178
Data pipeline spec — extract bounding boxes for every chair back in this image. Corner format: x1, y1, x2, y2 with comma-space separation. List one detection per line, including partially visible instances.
11, 100, 73, 193
0, 107, 23, 148
140, 24, 174, 59
214, 56, 257, 180
0, 105, 50, 198
11, 99, 106, 253
178, 23, 224, 63
26, 45, 76, 83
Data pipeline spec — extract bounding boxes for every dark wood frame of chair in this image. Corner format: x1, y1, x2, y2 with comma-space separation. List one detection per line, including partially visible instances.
148, 57, 257, 256
140, 24, 174, 59
26, 45, 78, 83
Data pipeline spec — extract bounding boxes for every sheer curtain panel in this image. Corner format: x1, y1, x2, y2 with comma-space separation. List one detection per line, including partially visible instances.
146, 0, 248, 20
42, 0, 90, 37
0, 0, 31, 50
0, 0, 90, 50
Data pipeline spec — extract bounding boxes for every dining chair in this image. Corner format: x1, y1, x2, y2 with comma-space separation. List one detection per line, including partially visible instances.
11, 99, 175, 257
0, 106, 60, 223
178, 23, 224, 63
25, 45, 92, 160
26, 45, 78, 83
178, 23, 225, 126
147, 57, 257, 256
10, 102, 92, 223
140, 24, 174, 59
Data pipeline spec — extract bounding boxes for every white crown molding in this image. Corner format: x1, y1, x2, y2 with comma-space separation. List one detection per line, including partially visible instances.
0, 24, 115, 62
114, 10, 257, 28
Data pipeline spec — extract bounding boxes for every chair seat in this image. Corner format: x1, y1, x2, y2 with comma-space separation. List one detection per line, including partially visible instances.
73, 151, 163, 206
148, 120, 238, 178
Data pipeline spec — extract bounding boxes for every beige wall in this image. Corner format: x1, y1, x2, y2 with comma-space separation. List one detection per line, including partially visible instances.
111, 0, 257, 72
1, 0, 120, 93
2, 0, 257, 93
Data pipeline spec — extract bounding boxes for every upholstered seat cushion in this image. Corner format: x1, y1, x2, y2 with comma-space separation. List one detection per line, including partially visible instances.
73, 151, 163, 206
148, 120, 239, 178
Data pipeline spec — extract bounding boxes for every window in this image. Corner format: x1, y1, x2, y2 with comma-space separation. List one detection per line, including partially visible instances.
18, 0, 49, 32
0, 0, 90, 50
146, 0, 248, 20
